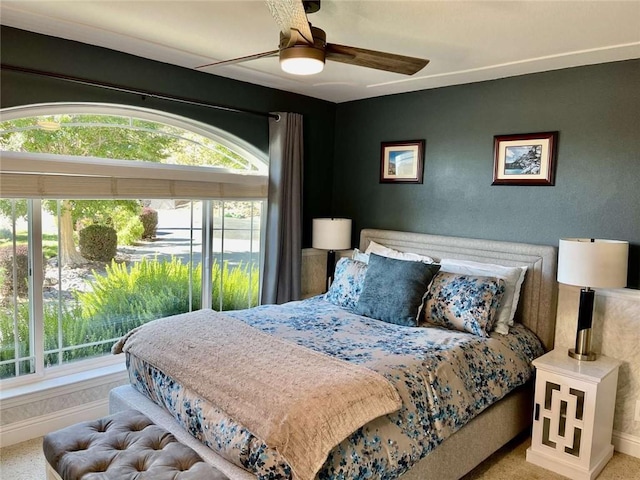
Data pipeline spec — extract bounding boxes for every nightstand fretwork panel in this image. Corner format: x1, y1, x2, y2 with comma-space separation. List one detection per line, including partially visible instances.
540, 381, 585, 456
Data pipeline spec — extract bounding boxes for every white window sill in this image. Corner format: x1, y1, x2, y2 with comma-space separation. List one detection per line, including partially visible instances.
0, 358, 127, 409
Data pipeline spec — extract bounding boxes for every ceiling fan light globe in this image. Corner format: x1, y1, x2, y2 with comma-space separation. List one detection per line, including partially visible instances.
281, 57, 324, 75
280, 46, 325, 75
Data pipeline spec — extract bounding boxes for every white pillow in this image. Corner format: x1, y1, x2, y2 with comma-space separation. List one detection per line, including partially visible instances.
439, 258, 527, 335
352, 248, 370, 264
364, 240, 435, 264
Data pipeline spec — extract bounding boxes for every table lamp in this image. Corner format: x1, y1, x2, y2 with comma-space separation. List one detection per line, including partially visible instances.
557, 238, 628, 361
312, 218, 352, 291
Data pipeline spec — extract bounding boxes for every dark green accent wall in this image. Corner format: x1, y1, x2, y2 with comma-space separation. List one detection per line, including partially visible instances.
333, 60, 640, 287
0, 26, 336, 245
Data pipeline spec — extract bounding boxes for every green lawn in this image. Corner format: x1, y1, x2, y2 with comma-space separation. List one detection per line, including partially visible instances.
0, 232, 59, 259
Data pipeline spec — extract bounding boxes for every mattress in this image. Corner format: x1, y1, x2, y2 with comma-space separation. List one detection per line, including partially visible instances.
125, 297, 544, 480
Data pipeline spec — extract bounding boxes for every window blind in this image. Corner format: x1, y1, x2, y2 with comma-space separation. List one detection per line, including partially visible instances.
0, 151, 268, 199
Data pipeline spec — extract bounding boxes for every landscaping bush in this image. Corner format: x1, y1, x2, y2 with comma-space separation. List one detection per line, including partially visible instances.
212, 261, 260, 311
0, 302, 31, 378
0, 255, 260, 379
0, 301, 108, 379
116, 215, 144, 246
139, 207, 158, 239
77, 257, 259, 334
77, 257, 203, 336
0, 244, 29, 298
42, 301, 113, 365
79, 224, 117, 262
78, 206, 145, 247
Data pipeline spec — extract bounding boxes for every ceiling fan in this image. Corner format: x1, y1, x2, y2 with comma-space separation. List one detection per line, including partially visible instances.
196, 0, 429, 76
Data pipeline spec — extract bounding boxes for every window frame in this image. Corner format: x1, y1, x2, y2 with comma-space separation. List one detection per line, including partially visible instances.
0, 103, 268, 389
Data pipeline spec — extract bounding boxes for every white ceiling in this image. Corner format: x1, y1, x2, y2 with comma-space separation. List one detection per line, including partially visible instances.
2, 1, 639, 103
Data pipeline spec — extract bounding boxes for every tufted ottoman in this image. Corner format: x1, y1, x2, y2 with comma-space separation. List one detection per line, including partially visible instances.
43, 409, 229, 480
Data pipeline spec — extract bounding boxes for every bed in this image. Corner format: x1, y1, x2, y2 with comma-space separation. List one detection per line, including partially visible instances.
109, 228, 558, 480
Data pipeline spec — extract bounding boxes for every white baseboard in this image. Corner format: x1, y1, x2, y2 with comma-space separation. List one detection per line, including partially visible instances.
613, 430, 640, 458
0, 399, 109, 448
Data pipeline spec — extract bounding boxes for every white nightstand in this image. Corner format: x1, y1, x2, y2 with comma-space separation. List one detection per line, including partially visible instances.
526, 349, 620, 480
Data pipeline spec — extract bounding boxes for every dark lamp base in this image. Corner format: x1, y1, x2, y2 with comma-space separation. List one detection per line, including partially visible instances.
569, 291, 597, 362
324, 249, 337, 293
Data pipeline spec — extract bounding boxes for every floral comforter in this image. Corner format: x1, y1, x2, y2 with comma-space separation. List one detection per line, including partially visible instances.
126, 296, 543, 480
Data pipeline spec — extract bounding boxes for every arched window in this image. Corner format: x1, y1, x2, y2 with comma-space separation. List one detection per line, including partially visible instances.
0, 103, 267, 383
1, 103, 267, 173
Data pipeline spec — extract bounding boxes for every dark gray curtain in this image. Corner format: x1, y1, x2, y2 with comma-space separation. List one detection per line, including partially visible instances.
261, 112, 303, 304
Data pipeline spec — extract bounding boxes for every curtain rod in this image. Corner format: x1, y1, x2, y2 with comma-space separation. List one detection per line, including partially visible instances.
1, 64, 279, 120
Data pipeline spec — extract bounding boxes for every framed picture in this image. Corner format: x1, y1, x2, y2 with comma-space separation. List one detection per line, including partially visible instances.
492, 131, 558, 186
380, 140, 425, 183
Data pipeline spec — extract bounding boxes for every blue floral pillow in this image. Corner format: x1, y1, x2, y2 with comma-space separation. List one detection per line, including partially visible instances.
324, 258, 368, 311
424, 272, 505, 337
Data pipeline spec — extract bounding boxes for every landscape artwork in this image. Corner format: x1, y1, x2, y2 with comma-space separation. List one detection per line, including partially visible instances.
380, 140, 425, 184
388, 150, 414, 176
504, 145, 542, 175
492, 132, 558, 186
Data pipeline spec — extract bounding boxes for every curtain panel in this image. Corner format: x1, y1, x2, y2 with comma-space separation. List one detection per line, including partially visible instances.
261, 112, 303, 304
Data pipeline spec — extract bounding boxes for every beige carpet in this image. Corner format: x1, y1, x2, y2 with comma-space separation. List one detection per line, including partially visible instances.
462, 432, 640, 479
1, 433, 639, 479
0, 437, 46, 480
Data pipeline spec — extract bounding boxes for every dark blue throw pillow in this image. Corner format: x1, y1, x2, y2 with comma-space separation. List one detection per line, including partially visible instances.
355, 253, 441, 326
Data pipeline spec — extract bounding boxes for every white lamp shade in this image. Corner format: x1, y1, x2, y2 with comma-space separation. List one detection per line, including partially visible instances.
312, 218, 352, 250
557, 238, 628, 288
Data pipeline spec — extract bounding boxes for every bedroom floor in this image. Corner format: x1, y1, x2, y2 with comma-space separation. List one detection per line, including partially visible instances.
1, 433, 639, 480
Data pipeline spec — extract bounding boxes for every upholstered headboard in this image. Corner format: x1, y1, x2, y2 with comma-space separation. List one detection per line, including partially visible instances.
359, 229, 558, 351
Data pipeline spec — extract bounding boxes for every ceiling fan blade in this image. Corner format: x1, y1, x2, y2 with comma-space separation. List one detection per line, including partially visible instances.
196, 50, 279, 70
326, 43, 429, 75
265, 0, 313, 44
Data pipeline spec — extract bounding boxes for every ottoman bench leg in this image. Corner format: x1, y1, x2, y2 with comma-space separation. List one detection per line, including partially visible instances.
46, 461, 63, 480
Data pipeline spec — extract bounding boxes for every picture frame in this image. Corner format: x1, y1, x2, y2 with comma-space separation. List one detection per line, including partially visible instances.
492, 131, 558, 186
380, 140, 425, 183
